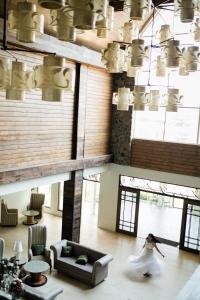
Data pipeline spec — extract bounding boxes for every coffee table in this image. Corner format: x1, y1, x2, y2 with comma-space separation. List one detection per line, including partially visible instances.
24, 260, 49, 287
23, 210, 39, 225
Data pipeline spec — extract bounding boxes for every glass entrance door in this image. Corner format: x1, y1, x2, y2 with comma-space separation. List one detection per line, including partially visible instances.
116, 187, 140, 236
180, 200, 200, 253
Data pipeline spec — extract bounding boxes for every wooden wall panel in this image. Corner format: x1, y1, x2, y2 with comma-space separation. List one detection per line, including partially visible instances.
131, 139, 200, 177
84, 66, 112, 157
0, 50, 75, 172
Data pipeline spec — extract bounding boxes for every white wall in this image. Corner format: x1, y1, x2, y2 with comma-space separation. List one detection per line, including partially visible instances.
44, 183, 62, 217
0, 172, 71, 220
98, 163, 200, 232
0, 190, 31, 219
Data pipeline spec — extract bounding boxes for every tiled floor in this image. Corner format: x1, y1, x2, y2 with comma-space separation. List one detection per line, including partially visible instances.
0, 203, 199, 300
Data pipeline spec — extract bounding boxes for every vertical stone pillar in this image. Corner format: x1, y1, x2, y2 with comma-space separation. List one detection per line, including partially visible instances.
62, 170, 83, 243
111, 73, 135, 165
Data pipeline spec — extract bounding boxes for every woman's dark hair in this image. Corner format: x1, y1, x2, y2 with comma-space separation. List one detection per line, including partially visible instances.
147, 233, 161, 243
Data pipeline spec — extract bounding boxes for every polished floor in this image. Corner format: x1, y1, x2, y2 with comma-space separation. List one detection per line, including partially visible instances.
0, 202, 199, 300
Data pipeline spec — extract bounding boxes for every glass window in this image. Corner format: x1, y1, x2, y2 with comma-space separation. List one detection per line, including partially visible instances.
38, 185, 51, 208
164, 108, 199, 143
132, 6, 200, 144
133, 110, 165, 140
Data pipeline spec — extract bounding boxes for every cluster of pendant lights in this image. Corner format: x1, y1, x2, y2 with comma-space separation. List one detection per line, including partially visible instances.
8, 0, 115, 43
4, 0, 200, 106
103, 0, 200, 112
0, 55, 74, 101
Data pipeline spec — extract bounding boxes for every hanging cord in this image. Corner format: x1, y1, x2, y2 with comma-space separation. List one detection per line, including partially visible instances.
147, 5, 156, 86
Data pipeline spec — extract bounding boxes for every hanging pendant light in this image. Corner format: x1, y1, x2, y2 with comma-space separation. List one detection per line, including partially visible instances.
166, 88, 183, 112
0, 58, 11, 89
165, 40, 182, 68
38, 0, 65, 9
102, 42, 125, 73
130, 39, 149, 68
34, 55, 74, 102
156, 55, 166, 77
194, 18, 200, 42
6, 61, 28, 101
113, 87, 133, 111
96, 6, 114, 38
174, 0, 195, 23
8, 1, 44, 43
127, 0, 151, 21
158, 24, 172, 45
132, 85, 149, 111
179, 56, 189, 76
148, 90, 160, 111
49, 8, 76, 42
183, 46, 200, 72
119, 21, 139, 44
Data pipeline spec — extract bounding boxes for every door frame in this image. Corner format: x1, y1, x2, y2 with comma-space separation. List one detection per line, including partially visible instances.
116, 186, 140, 237
180, 199, 200, 254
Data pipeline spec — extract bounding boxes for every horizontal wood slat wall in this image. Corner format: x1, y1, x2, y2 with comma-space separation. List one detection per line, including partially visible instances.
84, 66, 112, 157
0, 50, 75, 172
131, 139, 200, 177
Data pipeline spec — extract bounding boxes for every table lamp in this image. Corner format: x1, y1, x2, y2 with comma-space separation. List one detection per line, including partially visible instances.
13, 240, 23, 260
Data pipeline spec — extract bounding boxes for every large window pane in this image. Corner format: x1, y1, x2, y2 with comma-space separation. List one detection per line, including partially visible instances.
133, 110, 165, 140
164, 109, 199, 143
38, 185, 51, 208
58, 182, 64, 211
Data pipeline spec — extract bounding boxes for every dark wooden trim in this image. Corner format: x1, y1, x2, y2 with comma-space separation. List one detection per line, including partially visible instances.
0, 155, 112, 185
116, 184, 140, 237
71, 63, 81, 159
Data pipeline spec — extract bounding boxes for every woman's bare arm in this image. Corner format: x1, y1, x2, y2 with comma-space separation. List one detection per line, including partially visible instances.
154, 244, 165, 258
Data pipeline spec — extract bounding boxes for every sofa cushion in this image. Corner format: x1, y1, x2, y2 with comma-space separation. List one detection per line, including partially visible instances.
57, 257, 93, 281
61, 245, 72, 257
76, 255, 88, 265
32, 244, 45, 256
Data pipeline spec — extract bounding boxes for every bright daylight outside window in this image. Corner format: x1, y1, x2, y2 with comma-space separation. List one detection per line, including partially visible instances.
132, 5, 200, 144
38, 185, 51, 208
58, 182, 64, 211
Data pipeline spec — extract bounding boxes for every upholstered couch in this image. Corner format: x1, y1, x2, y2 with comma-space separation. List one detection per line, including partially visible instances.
23, 281, 63, 300
50, 240, 113, 286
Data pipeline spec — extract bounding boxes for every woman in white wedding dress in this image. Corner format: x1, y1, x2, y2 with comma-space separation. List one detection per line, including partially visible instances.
129, 233, 165, 277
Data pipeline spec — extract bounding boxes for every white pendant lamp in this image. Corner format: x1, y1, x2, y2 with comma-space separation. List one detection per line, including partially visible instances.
49, 8, 76, 42
6, 61, 29, 101
34, 55, 74, 101
102, 42, 125, 73
96, 6, 114, 38
0, 58, 11, 89
127, 0, 151, 21
130, 39, 149, 68
119, 21, 139, 44
113, 87, 133, 111
8, 1, 44, 43
165, 40, 182, 68
166, 88, 183, 112
132, 85, 149, 111
148, 90, 160, 111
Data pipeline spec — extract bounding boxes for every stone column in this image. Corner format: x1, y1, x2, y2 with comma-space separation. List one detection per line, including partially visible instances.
62, 170, 83, 243
111, 73, 135, 165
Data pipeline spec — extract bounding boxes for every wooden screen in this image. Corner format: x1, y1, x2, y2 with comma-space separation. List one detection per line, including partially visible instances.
84, 66, 112, 157
131, 139, 200, 177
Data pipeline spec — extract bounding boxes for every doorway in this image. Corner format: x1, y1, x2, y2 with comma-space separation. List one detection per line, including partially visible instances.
81, 174, 100, 226
137, 191, 183, 246
116, 176, 200, 253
